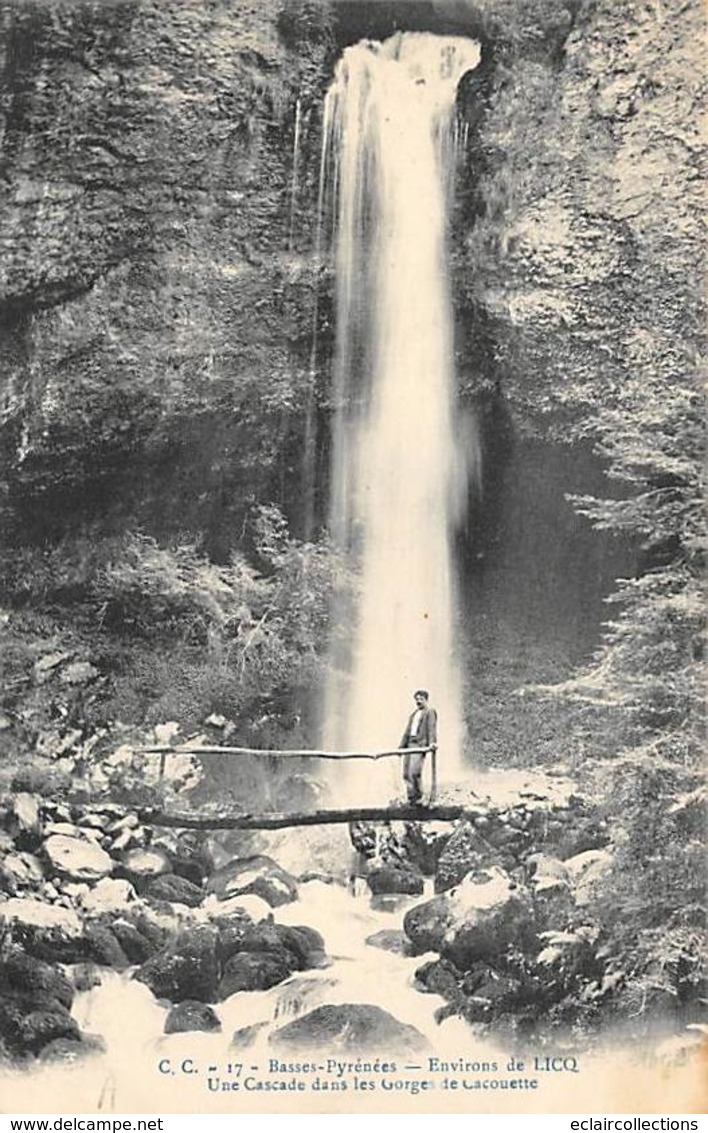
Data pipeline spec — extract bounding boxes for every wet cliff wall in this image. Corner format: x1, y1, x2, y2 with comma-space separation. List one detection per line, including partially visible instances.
0, 0, 334, 557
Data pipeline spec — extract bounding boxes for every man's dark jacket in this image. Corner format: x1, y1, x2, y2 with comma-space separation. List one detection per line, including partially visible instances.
400, 706, 437, 749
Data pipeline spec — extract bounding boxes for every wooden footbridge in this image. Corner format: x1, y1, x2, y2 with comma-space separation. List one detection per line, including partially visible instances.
137, 741, 477, 830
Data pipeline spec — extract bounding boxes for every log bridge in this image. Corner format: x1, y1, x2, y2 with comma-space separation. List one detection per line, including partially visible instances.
139, 743, 453, 830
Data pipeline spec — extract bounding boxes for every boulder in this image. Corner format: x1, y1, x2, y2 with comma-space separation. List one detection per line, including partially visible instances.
230, 1021, 269, 1050
2, 852, 45, 890
204, 892, 274, 923
0, 897, 84, 963
0, 949, 74, 1010
413, 958, 463, 1000
405, 868, 535, 969
401, 822, 453, 875
366, 865, 424, 897
84, 924, 130, 969
73, 964, 103, 992
274, 925, 327, 970
403, 893, 457, 955
207, 855, 298, 908
348, 822, 378, 858
217, 951, 295, 998
564, 849, 613, 906
164, 1001, 222, 1034
154, 834, 213, 887
118, 847, 172, 892
365, 929, 413, 956
0, 993, 80, 1058
369, 893, 412, 913
525, 853, 570, 884
60, 661, 99, 686
225, 920, 317, 975
10, 793, 42, 848
43, 835, 113, 882
555, 816, 611, 859
467, 973, 523, 1017
38, 1033, 106, 1063
110, 919, 156, 964
214, 916, 253, 965
44, 822, 86, 839
269, 1004, 428, 1054
532, 879, 576, 932
123, 906, 173, 954
133, 924, 220, 1003
81, 877, 137, 915
435, 821, 502, 893
146, 873, 204, 908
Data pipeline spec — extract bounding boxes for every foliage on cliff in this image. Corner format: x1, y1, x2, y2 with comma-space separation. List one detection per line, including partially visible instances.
459, 0, 706, 1021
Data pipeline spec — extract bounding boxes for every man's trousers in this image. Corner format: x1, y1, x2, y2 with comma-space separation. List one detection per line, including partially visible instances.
403, 749, 426, 803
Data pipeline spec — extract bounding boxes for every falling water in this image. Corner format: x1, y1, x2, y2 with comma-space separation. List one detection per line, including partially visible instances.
322, 33, 481, 796
288, 97, 303, 250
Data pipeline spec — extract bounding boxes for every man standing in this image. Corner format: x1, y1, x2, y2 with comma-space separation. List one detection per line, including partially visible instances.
400, 689, 437, 805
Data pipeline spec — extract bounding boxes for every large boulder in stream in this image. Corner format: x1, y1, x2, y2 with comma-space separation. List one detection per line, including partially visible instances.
206, 855, 298, 908
117, 847, 172, 893
404, 867, 535, 969
0, 993, 81, 1058
217, 951, 295, 998
133, 924, 220, 1003
81, 877, 137, 916
146, 873, 204, 908
216, 919, 326, 972
43, 834, 113, 883
165, 1001, 222, 1034
269, 1004, 428, 1055
366, 863, 424, 897
0, 948, 74, 1010
0, 949, 86, 1060
0, 897, 85, 963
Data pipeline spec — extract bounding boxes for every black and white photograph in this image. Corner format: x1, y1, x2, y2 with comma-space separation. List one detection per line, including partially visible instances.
0, 0, 704, 1116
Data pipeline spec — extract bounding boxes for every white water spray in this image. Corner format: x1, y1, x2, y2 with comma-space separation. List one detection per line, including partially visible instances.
322, 33, 481, 794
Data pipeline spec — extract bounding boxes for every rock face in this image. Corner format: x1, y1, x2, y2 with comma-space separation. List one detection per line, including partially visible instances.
270, 1004, 428, 1054
0, 0, 334, 550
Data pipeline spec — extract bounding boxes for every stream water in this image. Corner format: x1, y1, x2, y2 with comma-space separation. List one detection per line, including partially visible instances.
9, 856, 489, 1111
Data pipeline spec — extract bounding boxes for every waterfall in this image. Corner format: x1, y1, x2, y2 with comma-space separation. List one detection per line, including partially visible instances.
321, 33, 481, 798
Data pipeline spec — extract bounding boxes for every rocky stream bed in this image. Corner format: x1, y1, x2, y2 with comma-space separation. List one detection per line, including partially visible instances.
0, 762, 622, 1071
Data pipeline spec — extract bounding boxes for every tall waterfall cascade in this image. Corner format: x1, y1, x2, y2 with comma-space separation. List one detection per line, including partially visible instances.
321, 33, 481, 797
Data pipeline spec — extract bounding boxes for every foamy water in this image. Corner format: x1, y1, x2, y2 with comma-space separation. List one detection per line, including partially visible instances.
321, 34, 482, 802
